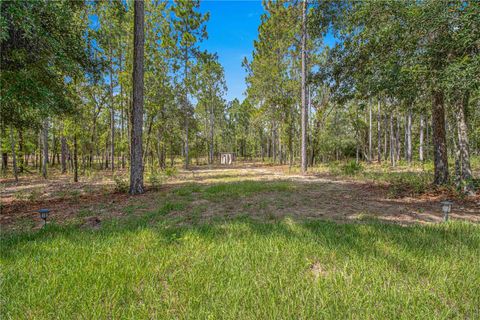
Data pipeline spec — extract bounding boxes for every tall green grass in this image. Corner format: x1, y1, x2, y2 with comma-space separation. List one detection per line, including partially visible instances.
2, 218, 479, 319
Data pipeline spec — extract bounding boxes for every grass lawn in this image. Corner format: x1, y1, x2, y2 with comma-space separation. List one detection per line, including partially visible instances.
2, 163, 480, 319
2, 216, 479, 319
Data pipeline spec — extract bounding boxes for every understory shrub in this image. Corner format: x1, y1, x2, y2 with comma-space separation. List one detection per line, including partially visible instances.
113, 175, 129, 193
341, 160, 363, 176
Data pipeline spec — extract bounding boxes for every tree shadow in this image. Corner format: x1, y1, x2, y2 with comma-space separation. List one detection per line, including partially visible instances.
2, 213, 479, 272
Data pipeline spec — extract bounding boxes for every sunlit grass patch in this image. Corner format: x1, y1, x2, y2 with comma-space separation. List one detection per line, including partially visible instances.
203, 180, 292, 200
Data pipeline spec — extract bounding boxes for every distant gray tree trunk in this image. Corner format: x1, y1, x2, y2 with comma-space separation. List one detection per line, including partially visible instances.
183, 47, 190, 170
129, 0, 145, 194
120, 49, 126, 169
110, 44, 115, 172
377, 100, 381, 163
42, 119, 48, 179
300, 0, 307, 174
9, 126, 18, 182
456, 92, 473, 193
384, 114, 388, 161
61, 136, 67, 173
453, 128, 461, 187
432, 91, 449, 185
390, 114, 396, 167
272, 121, 277, 163
209, 102, 214, 165
396, 114, 400, 162
73, 133, 78, 182
18, 130, 24, 173
419, 115, 424, 162
406, 108, 412, 164
368, 102, 372, 162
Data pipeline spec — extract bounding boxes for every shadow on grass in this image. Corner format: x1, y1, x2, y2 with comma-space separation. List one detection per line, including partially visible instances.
2, 212, 479, 267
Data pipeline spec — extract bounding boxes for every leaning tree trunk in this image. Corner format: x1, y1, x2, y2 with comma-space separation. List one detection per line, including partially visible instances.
432, 90, 449, 185
129, 0, 145, 195
419, 114, 424, 162
300, 0, 308, 174
9, 126, 18, 182
42, 119, 48, 179
456, 92, 474, 193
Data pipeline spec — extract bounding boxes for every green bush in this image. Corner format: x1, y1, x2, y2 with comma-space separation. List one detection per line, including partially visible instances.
147, 171, 164, 190
164, 166, 178, 178
113, 175, 129, 193
387, 173, 431, 198
341, 160, 363, 176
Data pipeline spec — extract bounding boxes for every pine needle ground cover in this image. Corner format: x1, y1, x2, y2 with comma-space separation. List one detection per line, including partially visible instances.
2, 216, 479, 319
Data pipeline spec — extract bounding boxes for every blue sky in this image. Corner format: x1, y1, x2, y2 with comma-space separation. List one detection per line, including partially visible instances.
198, 0, 337, 102
91, 1, 337, 102
198, 1, 264, 102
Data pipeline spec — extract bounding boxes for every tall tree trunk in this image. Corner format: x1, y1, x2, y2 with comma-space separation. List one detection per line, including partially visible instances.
456, 92, 474, 193
1, 126, 7, 173
396, 114, 400, 162
419, 115, 424, 162
129, 0, 145, 194
120, 47, 125, 169
1, 152, 7, 173
42, 119, 48, 179
390, 114, 396, 167
432, 91, 449, 185
209, 102, 214, 165
368, 102, 372, 162
61, 136, 67, 173
18, 130, 24, 173
453, 129, 461, 187
38, 131, 42, 173
73, 133, 78, 182
110, 45, 115, 172
300, 0, 307, 174
384, 114, 388, 161
9, 126, 18, 182
377, 100, 381, 163
170, 139, 175, 167
406, 108, 412, 164
51, 132, 56, 166
183, 45, 190, 170
272, 121, 277, 163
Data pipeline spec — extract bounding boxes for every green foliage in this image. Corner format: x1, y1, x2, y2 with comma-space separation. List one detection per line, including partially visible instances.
341, 160, 363, 176
0, 0, 100, 128
147, 171, 164, 190
113, 175, 128, 193
164, 167, 178, 178
385, 173, 432, 198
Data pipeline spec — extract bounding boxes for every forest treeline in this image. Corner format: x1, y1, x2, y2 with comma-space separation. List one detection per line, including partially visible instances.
1, 0, 479, 194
